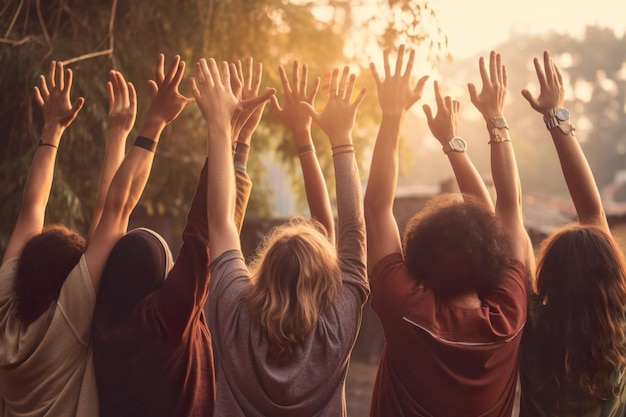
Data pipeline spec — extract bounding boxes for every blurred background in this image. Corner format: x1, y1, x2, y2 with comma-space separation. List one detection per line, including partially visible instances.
2, 1, 626, 415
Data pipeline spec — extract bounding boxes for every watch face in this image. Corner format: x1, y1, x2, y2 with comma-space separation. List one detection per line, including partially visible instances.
555, 108, 570, 121
450, 137, 467, 151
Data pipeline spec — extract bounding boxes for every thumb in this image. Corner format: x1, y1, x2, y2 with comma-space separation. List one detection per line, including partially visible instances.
242, 87, 276, 108
422, 104, 433, 124
269, 94, 281, 113
299, 101, 318, 121
521, 89, 540, 112
148, 80, 158, 99
467, 83, 478, 105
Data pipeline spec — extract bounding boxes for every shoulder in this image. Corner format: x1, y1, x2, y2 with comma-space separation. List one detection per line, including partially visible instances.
0, 258, 19, 299
370, 252, 412, 291
208, 249, 249, 300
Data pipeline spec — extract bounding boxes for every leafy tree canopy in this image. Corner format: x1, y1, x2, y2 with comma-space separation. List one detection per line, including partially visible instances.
0, 0, 447, 253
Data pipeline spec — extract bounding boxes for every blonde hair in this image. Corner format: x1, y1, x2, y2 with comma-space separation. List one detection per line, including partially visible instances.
242, 217, 341, 360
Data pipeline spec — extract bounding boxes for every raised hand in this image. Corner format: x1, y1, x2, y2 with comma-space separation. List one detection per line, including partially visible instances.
146, 54, 193, 125
34, 60, 85, 132
468, 51, 507, 120
522, 51, 565, 114
422, 81, 459, 145
192, 58, 241, 137
235, 57, 270, 143
107, 70, 137, 136
270, 60, 320, 143
301, 66, 366, 146
370, 44, 428, 116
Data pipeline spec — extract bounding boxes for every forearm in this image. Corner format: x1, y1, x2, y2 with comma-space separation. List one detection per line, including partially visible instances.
207, 124, 237, 242
234, 168, 252, 233
490, 128, 520, 215
364, 115, 401, 215
87, 129, 127, 243
448, 150, 494, 210
22, 124, 64, 212
550, 126, 606, 228
298, 140, 335, 243
334, 147, 366, 269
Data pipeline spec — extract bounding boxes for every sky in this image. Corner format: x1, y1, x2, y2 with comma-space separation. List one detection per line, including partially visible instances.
433, 0, 626, 59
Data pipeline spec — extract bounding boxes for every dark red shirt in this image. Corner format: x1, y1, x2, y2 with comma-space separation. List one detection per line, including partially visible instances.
369, 253, 528, 417
92, 161, 251, 417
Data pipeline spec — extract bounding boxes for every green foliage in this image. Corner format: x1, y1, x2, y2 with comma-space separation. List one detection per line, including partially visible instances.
0, 0, 445, 253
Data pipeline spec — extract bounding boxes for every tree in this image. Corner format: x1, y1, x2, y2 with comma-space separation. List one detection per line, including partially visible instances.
0, 0, 447, 254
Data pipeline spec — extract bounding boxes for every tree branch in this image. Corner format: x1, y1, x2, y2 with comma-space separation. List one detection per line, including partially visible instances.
36, 0, 51, 47
0, 35, 41, 46
62, 49, 113, 65
4, 0, 24, 38
108, 0, 118, 57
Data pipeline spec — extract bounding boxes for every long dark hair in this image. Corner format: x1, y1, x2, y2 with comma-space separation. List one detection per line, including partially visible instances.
535, 224, 626, 401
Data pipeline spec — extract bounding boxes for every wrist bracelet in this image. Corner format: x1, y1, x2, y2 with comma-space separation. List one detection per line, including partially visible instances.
332, 143, 355, 156
134, 136, 157, 152
487, 116, 509, 130
331, 144, 353, 150
38, 140, 58, 149
488, 137, 511, 144
297, 144, 316, 156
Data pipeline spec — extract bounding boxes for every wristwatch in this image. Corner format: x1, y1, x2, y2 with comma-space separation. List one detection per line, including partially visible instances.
442, 136, 467, 154
543, 107, 574, 135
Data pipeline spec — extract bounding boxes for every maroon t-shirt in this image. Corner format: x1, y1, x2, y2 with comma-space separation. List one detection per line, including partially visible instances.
369, 253, 528, 417
92, 161, 216, 417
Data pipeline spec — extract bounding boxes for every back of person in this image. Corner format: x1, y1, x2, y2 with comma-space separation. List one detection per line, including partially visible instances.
521, 295, 626, 417
364, 48, 532, 416
197, 60, 368, 416
518, 51, 626, 417
207, 252, 367, 416
0, 255, 97, 417
369, 253, 527, 416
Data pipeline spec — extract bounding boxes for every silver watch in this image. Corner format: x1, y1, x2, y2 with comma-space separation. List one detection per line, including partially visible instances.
543, 107, 573, 134
442, 136, 467, 154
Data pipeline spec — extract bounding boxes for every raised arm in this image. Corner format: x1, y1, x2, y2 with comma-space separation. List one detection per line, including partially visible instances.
364, 45, 428, 267
2, 61, 84, 264
87, 70, 137, 243
85, 54, 193, 293
192, 59, 274, 261
301, 66, 367, 274
469, 51, 532, 265
232, 57, 268, 231
423, 81, 494, 209
522, 51, 607, 232
270, 61, 335, 243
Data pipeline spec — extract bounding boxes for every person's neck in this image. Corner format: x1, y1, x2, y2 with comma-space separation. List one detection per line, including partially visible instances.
447, 290, 481, 309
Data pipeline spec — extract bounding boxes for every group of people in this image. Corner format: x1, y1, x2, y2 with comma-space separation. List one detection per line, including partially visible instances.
0, 45, 624, 417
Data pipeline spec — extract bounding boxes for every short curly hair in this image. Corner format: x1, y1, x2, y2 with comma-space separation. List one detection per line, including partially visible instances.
16, 224, 85, 325
402, 193, 510, 297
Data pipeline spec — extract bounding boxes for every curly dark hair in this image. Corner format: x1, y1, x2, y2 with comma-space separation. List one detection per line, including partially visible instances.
16, 224, 85, 326
402, 193, 510, 297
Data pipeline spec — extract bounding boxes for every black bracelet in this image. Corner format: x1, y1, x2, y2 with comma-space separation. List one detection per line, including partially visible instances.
134, 136, 157, 152
38, 140, 58, 149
